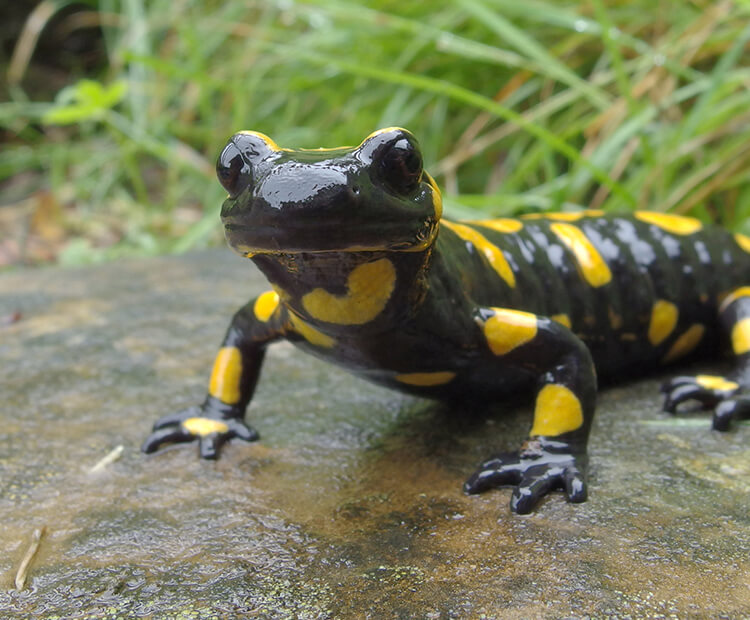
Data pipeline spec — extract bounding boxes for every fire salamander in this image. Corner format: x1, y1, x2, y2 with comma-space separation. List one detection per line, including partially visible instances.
142, 128, 750, 514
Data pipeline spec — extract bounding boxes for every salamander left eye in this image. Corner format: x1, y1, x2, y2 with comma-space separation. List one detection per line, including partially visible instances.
380, 137, 423, 195
217, 142, 251, 198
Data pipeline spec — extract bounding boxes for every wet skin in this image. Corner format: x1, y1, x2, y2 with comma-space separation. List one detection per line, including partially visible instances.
142, 127, 750, 514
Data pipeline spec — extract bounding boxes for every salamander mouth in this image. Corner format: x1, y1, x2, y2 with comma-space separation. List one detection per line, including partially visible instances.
222, 220, 438, 257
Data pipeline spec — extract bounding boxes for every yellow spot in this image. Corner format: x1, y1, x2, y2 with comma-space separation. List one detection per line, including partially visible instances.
530, 384, 584, 437
424, 172, 443, 220
549, 222, 612, 287
551, 313, 572, 328
648, 300, 679, 346
288, 313, 336, 348
442, 221, 516, 287
695, 375, 739, 392
731, 317, 750, 355
302, 258, 396, 325
253, 291, 280, 322
182, 417, 230, 437
719, 286, 750, 314
395, 371, 456, 386
483, 308, 538, 355
209, 347, 243, 405
472, 218, 524, 233
635, 211, 702, 235
735, 233, 750, 253
662, 324, 705, 363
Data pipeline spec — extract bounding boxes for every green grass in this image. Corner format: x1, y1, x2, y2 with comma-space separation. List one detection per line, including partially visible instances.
2, 0, 750, 265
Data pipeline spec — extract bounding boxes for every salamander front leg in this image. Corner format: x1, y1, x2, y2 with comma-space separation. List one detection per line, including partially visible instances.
464, 309, 596, 514
142, 291, 284, 459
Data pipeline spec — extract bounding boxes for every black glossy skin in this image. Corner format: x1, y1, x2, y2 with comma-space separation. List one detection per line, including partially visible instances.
142, 127, 750, 514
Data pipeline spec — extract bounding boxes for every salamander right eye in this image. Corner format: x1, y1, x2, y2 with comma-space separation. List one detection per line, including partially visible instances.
217, 142, 251, 198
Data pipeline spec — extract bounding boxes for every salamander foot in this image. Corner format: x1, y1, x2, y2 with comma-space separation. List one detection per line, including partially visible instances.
464, 438, 587, 514
141, 402, 259, 459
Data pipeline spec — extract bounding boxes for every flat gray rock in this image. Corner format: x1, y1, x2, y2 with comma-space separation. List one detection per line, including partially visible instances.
1, 250, 748, 618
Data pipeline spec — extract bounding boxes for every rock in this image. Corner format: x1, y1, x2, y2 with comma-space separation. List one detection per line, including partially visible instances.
1, 251, 748, 617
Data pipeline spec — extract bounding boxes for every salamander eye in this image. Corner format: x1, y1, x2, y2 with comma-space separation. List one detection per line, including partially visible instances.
217, 142, 251, 198
379, 136, 423, 195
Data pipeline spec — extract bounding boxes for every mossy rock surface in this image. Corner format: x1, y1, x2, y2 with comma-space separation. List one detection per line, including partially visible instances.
1, 251, 748, 618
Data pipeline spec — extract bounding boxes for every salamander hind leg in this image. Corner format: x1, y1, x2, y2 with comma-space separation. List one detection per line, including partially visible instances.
661, 287, 750, 430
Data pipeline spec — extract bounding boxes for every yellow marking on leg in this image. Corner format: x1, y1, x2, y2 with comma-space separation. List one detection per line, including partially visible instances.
424, 172, 443, 220
253, 291, 280, 322
731, 317, 750, 355
719, 286, 750, 314
472, 218, 524, 233
551, 313, 572, 328
549, 222, 612, 287
302, 258, 396, 325
735, 233, 750, 253
634, 211, 702, 235
182, 417, 230, 437
483, 308, 538, 355
695, 375, 739, 392
288, 313, 336, 348
209, 347, 243, 405
648, 300, 679, 346
395, 371, 456, 386
662, 324, 705, 363
442, 221, 516, 287
530, 384, 584, 437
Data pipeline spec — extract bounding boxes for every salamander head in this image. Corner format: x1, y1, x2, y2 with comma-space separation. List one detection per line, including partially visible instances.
216, 127, 442, 256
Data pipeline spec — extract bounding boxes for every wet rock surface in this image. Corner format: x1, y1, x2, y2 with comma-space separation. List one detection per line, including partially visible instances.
1, 250, 748, 618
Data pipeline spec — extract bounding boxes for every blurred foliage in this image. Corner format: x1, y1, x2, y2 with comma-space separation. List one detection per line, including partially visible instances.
2, 0, 750, 266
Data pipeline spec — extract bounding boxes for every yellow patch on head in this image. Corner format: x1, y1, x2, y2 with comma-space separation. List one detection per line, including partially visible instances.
361, 126, 405, 143
483, 308, 538, 355
719, 286, 750, 314
237, 129, 284, 152
209, 347, 243, 405
634, 211, 702, 235
530, 384, 584, 437
253, 291, 280, 322
695, 374, 739, 392
648, 300, 679, 346
182, 417, 230, 437
442, 221, 516, 288
288, 313, 336, 348
472, 218, 524, 233
735, 233, 750, 253
551, 313, 572, 329
395, 371, 456, 386
550, 222, 612, 287
731, 317, 750, 355
302, 258, 396, 325
662, 324, 705, 363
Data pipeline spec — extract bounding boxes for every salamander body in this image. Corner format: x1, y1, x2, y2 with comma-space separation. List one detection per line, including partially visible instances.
143, 128, 750, 513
